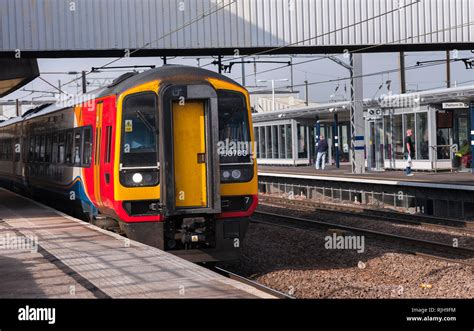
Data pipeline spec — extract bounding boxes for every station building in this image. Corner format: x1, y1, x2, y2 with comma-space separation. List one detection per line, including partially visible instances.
252, 85, 474, 172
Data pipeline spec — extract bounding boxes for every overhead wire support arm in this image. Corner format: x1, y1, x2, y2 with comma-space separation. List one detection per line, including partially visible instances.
91, 65, 156, 72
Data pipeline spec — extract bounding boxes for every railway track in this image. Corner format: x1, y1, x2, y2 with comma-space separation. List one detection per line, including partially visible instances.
210, 266, 294, 299
259, 195, 474, 234
252, 210, 474, 267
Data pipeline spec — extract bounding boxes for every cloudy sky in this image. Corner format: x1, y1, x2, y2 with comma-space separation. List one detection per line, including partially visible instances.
1, 49, 473, 117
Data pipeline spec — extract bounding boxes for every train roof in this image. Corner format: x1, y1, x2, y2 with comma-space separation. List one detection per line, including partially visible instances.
0, 65, 242, 128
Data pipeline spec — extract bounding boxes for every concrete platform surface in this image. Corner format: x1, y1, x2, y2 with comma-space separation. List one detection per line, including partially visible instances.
0, 188, 273, 299
258, 165, 474, 191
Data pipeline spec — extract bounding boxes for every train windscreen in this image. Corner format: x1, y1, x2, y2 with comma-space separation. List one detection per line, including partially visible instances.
121, 92, 158, 167
217, 90, 251, 164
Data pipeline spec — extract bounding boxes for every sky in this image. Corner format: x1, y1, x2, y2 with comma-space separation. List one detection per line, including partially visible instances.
1, 49, 473, 118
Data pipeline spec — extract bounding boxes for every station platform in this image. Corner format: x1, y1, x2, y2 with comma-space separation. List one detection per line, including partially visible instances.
0, 188, 272, 299
258, 165, 474, 191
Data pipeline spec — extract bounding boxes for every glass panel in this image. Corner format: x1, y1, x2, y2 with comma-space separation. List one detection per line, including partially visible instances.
416, 113, 429, 160
58, 132, 65, 164
39, 135, 45, 162
272, 126, 278, 158
254, 127, 259, 158
285, 124, 292, 159
404, 113, 416, 159
45, 134, 52, 163
218, 91, 251, 163
65, 130, 73, 164
52, 133, 59, 163
297, 124, 307, 159
456, 116, 469, 157
384, 116, 392, 159
259, 127, 265, 158
339, 124, 349, 162
265, 126, 272, 158
393, 115, 403, 159
83, 126, 92, 166
278, 125, 285, 158
73, 129, 82, 165
436, 128, 451, 160
122, 93, 158, 167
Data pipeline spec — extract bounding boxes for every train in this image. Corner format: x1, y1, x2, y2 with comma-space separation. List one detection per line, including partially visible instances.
0, 65, 258, 262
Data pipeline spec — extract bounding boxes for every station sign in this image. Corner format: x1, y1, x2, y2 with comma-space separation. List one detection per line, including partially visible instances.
442, 102, 469, 109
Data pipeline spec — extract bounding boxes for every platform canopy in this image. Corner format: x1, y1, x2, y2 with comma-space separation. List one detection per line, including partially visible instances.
0, 0, 473, 58
0, 59, 39, 97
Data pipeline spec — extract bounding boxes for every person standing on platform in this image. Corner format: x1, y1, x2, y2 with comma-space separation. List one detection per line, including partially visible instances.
315, 134, 329, 170
404, 129, 415, 176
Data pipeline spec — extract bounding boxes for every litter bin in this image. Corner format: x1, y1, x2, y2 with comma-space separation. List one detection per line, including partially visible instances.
452, 153, 460, 169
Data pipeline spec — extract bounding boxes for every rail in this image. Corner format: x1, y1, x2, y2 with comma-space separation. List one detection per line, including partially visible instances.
252, 211, 474, 267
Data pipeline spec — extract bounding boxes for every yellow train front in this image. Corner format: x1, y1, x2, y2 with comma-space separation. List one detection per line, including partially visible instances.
109, 66, 257, 262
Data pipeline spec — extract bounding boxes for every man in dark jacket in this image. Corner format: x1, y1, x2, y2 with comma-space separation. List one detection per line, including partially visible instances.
315, 134, 329, 170
404, 129, 415, 176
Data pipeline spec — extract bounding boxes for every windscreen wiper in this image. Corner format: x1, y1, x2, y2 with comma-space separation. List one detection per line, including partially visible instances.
135, 110, 157, 134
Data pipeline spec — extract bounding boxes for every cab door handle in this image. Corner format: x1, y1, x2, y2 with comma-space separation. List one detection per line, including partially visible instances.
197, 153, 206, 164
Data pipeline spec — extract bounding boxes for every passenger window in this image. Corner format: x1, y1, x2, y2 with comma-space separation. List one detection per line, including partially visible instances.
82, 126, 92, 167
45, 134, 52, 163
34, 136, 40, 162
39, 135, 45, 162
52, 133, 59, 163
58, 132, 65, 164
29, 137, 34, 161
65, 130, 73, 164
73, 128, 82, 166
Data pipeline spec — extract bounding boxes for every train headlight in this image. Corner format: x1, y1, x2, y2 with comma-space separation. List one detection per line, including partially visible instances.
231, 169, 241, 179
132, 173, 143, 184
220, 166, 253, 183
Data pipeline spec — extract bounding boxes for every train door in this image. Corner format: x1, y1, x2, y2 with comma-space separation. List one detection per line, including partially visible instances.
172, 101, 207, 208
160, 84, 220, 216
93, 102, 104, 207
99, 99, 114, 208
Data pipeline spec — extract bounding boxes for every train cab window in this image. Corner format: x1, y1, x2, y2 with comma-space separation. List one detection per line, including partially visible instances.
73, 128, 82, 166
65, 130, 73, 164
82, 126, 92, 167
217, 90, 251, 164
121, 92, 158, 167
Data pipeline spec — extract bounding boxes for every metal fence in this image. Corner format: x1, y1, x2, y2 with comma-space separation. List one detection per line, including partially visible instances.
258, 178, 474, 219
